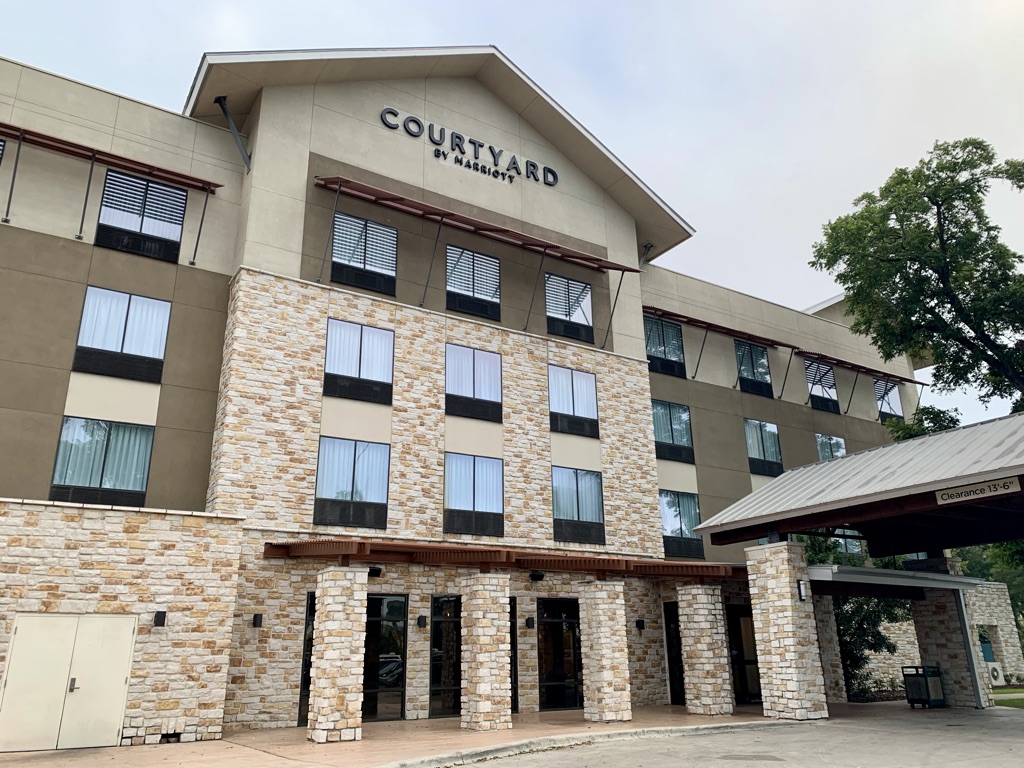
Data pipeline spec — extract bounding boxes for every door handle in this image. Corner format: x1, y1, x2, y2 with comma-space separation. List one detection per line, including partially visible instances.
68, 677, 78, 692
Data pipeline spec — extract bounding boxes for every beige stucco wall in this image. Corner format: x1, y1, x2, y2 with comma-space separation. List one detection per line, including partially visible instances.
64, 372, 161, 426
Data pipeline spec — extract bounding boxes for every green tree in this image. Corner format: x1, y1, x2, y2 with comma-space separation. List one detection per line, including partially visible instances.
885, 404, 961, 442
811, 138, 1024, 410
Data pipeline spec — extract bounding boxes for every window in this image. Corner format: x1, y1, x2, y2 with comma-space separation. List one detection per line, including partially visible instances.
313, 437, 390, 529
548, 365, 599, 438
744, 418, 783, 476
875, 379, 904, 423
96, 170, 187, 262
652, 400, 694, 463
0, 138, 5, 165
446, 245, 500, 320
832, 529, 864, 556
324, 320, 394, 404
644, 316, 686, 377
50, 417, 154, 506
805, 361, 839, 413
443, 453, 504, 536
330, 211, 398, 295
445, 344, 502, 422
659, 490, 704, 559
430, 596, 462, 718
735, 340, 773, 398
552, 466, 605, 544
545, 274, 594, 343
816, 433, 846, 461
73, 286, 171, 383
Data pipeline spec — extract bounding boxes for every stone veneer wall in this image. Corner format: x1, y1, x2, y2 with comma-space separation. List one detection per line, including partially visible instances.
966, 582, 1024, 681
676, 583, 734, 715
812, 595, 847, 703
0, 499, 242, 744
746, 542, 828, 720
459, 572, 512, 730
576, 579, 632, 722
863, 621, 921, 685
207, 268, 663, 556
624, 578, 669, 706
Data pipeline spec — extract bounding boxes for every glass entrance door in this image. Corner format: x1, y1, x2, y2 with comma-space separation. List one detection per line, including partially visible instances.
726, 605, 761, 705
430, 595, 462, 717
537, 598, 583, 710
663, 601, 686, 705
363, 594, 408, 721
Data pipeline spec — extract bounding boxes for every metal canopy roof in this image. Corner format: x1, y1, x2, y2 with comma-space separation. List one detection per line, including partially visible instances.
315, 176, 639, 274
696, 413, 1024, 552
809, 565, 984, 591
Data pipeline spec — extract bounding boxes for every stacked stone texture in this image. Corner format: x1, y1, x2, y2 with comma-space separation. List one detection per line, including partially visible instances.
811, 595, 847, 703
676, 583, 734, 715
576, 580, 632, 722
0, 499, 242, 744
745, 542, 828, 720
623, 578, 669, 706
459, 573, 513, 730
307, 567, 368, 743
863, 621, 921, 684
966, 582, 1024, 681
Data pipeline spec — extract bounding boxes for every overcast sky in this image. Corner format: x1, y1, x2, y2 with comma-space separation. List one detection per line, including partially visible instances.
4, 0, 1021, 423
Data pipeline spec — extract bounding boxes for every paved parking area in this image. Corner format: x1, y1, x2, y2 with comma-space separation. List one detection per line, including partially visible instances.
2, 702, 1021, 768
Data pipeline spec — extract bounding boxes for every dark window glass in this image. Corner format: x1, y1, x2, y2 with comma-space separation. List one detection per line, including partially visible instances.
816, 433, 846, 461
363, 594, 407, 722
644, 316, 684, 362
429, 596, 461, 717
805, 360, 839, 409
52, 417, 154, 492
735, 340, 772, 384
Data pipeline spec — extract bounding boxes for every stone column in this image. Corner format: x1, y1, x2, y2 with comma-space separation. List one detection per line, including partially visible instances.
307, 566, 369, 743
812, 595, 847, 703
966, 583, 1024, 681
459, 572, 513, 731
746, 542, 828, 720
676, 583, 734, 715
576, 579, 632, 722
912, 588, 991, 708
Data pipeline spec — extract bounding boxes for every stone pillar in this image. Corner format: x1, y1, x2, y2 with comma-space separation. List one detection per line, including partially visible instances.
576, 579, 632, 722
746, 542, 828, 720
966, 583, 1024, 681
812, 595, 847, 703
676, 583, 734, 715
912, 588, 991, 708
307, 566, 368, 743
459, 572, 513, 731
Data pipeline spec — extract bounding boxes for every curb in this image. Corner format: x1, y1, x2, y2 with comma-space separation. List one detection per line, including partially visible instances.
375, 719, 795, 768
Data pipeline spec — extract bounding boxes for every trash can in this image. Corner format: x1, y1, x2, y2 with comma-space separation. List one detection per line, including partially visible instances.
902, 665, 946, 708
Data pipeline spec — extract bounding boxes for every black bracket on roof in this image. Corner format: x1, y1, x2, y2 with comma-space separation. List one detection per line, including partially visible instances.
214, 96, 252, 173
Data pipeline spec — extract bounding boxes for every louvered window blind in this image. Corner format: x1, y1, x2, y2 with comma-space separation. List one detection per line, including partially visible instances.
99, 170, 187, 242
544, 274, 592, 325
446, 245, 500, 301
332, 212, 398, 276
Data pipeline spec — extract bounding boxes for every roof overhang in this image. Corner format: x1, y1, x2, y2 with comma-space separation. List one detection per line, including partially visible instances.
809, 564, 985, 597
183, 46, 694, 260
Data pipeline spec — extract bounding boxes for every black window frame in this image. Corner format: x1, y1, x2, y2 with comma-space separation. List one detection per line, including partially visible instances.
816, 433, 847, 462
544, 273, 594, 343
651, 400, 694, 463
874, 378, 904, 423
805, 360, 840, 413
442, 452, 504, 537
548, 365, 600, 439
313, 436, 391, 529
744, 418, 784, 477
49, 416, 154, 507
644, 315, 687, 378
330, 211, 398, 296
445, 245, 501, 321
735, 340, 773, 398
95, 169, 187, 263
659, 489, 704, 560
323, 319, 395, 405
429, 595, 462, 718
551, 466, 605, 545
444, 344, 502, 422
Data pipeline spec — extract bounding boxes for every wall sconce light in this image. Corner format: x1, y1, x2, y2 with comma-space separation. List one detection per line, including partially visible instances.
368, 566, 383, 578
252, 613, 263, 628
635, 619, 646, 631
417, 615, 428, 629
797, 580, 807, 602
154, 610, 167, 627
525, 617, 535, 629
529, 571, 544, 582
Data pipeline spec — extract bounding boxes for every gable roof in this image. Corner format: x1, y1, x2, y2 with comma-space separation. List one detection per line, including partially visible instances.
183, 46, 694, 260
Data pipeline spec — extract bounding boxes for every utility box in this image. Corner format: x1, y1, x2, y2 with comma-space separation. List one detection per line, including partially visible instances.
902, 665, 946, 708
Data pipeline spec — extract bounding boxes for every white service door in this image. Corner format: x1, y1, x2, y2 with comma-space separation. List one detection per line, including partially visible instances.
0, 615, 78, 752
56, 615, 137, 749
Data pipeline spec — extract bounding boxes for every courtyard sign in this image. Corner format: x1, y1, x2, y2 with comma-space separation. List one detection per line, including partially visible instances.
380, 107, 559, 188
935, 477, 1021, 505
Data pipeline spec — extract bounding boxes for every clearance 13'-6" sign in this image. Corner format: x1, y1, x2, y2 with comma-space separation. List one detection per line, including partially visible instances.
935, 477, 1021, 505
381, 107, 558, 188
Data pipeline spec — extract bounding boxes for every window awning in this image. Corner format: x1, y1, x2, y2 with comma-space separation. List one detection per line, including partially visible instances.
262, 537, 741, 579
0, 122, 223, 193
314, 175, 640, 274
795, 349, 924, 386
642, 305, 792, 349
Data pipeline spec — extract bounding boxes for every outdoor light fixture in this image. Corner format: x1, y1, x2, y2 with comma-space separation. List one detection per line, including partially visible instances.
417, 615, 428, 629
252, 614, 263, 628
154, 610, 167, 627
525, 617, 536, 629
635, 619, 646, 631
368, 566, 383, 578
797, 579, 807, 602
529, 570, 544, 582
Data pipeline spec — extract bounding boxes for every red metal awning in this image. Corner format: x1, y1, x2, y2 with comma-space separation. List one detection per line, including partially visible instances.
315, 175, 640, 274
795, 349, 925, 386
642, 305, 794, 349
0, 122, 223, 193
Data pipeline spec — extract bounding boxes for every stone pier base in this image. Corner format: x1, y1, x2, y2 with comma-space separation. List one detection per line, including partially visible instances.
576, 580, 632, 722
460, 572, 513, 730
813, 595, 847, 703
912, 588, 991, 708
676, 583, 734, 715
307, 566, 369, 743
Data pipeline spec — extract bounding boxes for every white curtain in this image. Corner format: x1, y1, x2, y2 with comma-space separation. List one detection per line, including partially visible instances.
78, 287, 129, 352
659, 490, 680, 537
761, 422, 781, 462
652, 400, 673, 443
474, 350, 501, 402
744, 419, 764, 460
474, 456, 503, 513
354, 442, 390, 503
677, 493, 700, 537
446, 344, 474, 398
101, 423, 154, 491
572, 371, 598, 419
360, 327, 394, 383
548, 366, 573, 414
551, 467, 577, 520
444, 453, 474, 510
325, 320, 361, 378
671, 404, 692, 445
577, 470, 603, 522
316, 437, 355, 499
123, 296, 171, 359
52, 417, 107, 487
